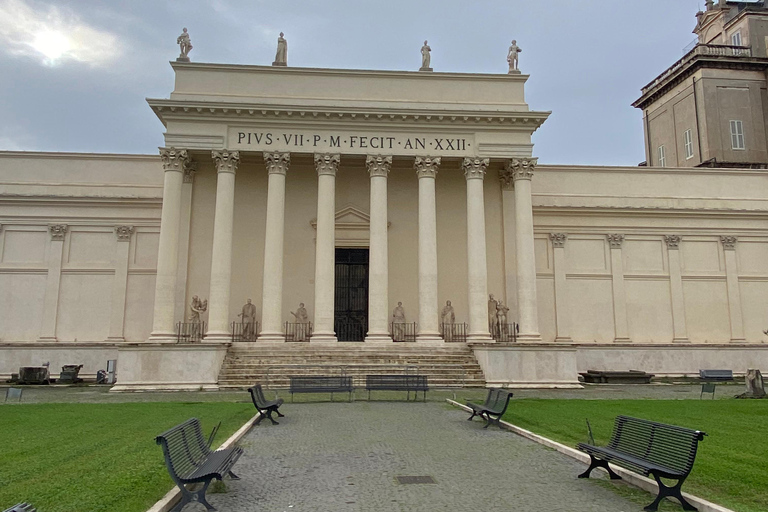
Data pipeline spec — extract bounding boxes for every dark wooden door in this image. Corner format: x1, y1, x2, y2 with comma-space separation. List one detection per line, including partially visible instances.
335, 248, 369, 341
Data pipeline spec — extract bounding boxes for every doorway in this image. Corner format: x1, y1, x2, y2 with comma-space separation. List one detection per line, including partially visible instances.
334, 248, 369, 341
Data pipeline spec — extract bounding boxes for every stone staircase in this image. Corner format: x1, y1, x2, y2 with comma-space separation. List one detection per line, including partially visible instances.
217, 343, 486, 389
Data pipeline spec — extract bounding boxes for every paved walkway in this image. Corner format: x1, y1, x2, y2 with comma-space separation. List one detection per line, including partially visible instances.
199, 402, 639, 512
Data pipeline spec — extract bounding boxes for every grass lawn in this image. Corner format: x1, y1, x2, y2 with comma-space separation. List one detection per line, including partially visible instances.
0, 402, 254, 512
502, 399, 768, 512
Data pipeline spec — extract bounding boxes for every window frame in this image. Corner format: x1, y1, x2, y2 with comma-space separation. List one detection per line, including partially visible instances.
731, 31, 742, 47
730, 120, 745, 150
684, 129, 694, 159
657, 145, 666, 167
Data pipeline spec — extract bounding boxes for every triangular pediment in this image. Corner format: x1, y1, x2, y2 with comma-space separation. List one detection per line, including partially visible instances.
310, 203, 389, 247
335, 205, 370, 226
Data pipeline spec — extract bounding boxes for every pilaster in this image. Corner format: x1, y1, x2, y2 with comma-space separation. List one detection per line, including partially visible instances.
550, 233, 571, 342
721, 236, 745, 342
174, 163, 196, 324
107, 226, 134, 341
38, 224, 67, 341
498, 168, 518, 318
607, 234, 631, 343
665, 235, 689, 343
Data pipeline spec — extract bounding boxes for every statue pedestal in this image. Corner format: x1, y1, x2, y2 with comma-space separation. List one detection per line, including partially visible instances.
419, 67, 433, 72
508, 69, 521, 75
176, 57, 190, 63
272, 61, 287, 67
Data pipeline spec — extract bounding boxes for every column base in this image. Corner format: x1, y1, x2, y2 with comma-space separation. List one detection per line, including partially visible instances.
730, 337, 747, 343
365, 333, 393, 343
467, 334, 495, 344
106, 337, 126, 342
310, 333, 338, 344
672, 337, 690, 344
37, 336, 58, 342
258, 333, 286, 343
516, 333, 543, 343
416, 334, 444, 344
202, 333, 232, 343
613, 337, 632, 343
147, 332, 177, 343
554, 336, 573, 343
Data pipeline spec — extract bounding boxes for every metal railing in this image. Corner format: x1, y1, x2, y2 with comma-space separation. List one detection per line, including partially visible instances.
390, 322, 417, 342
231, 321, 259, 342
441, 323, 468, 342
492, 323, 519, 343
176, 322, 205, 343
284, 322, 312, 342
642, 43, 752, 95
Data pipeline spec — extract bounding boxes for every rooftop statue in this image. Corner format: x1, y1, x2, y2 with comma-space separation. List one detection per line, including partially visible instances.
420, 40, 432, 71
273, 32, 287, 66
176, 28, 192, 62
507, 40, 521, 73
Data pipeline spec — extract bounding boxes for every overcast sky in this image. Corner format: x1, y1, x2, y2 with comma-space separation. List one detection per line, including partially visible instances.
0, 0, 707, 165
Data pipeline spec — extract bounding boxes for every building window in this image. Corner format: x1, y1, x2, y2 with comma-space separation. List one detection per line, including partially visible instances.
730, 120, 745, 150
731, 31, 742, 47
658, 145, 666, 167
684, 129, 694, 159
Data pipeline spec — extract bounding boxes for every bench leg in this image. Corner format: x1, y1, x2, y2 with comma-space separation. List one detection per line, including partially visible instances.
265, 410, 279, 425
254, 413, 264, 426
195, 480, 216, 512
467, 410, 478, 421
228, 470, 240, 480
578, 455, 622, 480
275, 408, 285, 418
645, 473, 697, 512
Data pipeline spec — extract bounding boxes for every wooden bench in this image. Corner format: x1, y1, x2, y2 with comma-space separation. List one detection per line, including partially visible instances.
365, 374, 429, 401
289, 376, 353, 402
577, 415, 706, 511
247, 384, 284, 425
466, 388, 514, 429
155, 418, 243, 512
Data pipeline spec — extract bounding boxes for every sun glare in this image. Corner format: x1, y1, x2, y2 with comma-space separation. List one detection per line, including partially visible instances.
32, 30, 71, 61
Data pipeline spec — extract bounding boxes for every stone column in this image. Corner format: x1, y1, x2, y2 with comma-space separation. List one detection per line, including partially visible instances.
721, 236, 745, 343
665, 235, 689, 343
107, 226, 133, 341
507, 158, 541, 342
463, 158, 494, 343
608, 234, 631, 343
550, 233, 571, 342
258, 152, 291, 342
311, 154, 340, 343
415, 157, 443, 342
38, 224, 67, 341
149, 148, 190, 342
365, 155, 393, 343
205, 150, 240, 341
498, 170, 519, 318
174, 164, 196, 323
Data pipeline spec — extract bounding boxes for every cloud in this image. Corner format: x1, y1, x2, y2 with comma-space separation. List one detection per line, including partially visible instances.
0, 0, 119, 66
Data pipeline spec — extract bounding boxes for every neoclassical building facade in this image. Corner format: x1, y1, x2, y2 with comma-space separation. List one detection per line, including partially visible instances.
2, 50, 767, 389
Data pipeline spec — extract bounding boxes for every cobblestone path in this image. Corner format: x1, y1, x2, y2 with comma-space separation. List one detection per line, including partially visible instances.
201, 401, 638, 512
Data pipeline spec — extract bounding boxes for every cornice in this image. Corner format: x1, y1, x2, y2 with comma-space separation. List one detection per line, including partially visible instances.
535, 164, 768, 177
0, 151, 158, 161
170, 61, 530, 82
147, 99, 550, 131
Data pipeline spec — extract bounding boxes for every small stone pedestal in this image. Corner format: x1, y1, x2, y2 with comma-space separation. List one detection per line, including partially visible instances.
419, 67, 433, 72
176, 57, 190, 63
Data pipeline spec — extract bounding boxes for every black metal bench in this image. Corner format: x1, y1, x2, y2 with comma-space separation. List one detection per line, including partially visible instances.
365, 374, 429, 401
699, 369, 733, 381
248, 384, 284, 425
466, 388, 514, 429
155, 418, 243, 512
577, 415, 706, 511
580, 370, 654, 384
289, 376, 353, 401
3, 504, 36, 512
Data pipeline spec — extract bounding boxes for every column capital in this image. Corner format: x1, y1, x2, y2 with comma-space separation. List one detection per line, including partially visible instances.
550, 233, 567, 248
414, 156, 441, 178
264, 152, 291, 175
665, 235, 681, 249
212, 150, 240, 174
462, 157, 489, 180
115, 225, 135, 242
314, 153, 340, 176
366, 155, 392, 177
505, 157, 538, 181
159, 147, 190, 172
183, 161, 197, 183
720, 235, 738, 250
49, 224, 68, 241
498, 168, 515, 191
607, 234, 625, 248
